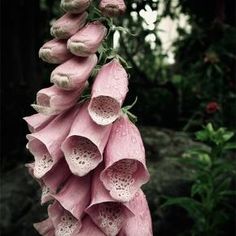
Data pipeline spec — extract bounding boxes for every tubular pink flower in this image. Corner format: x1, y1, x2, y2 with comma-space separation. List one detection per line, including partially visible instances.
99, 0, 126, 17
119, 190, 153, 236
39, 39, 72, 64
34, 218, 55, 236
62, 102, 112, 176
31, 85, 86, 115
25, 162, 53, 205
27, 106, 79, 178
79, 216, 106, 236
67, 21, 107, 57
23, 113, 55, 133
86, 165, 134, 236
60, 0, 91, 14
50, 55, 97, 90
50, 12, 88, 39
100, 114, 150, 202
88, 59, 128, 125
52, 175, 91, 219
48, 201, 82, 236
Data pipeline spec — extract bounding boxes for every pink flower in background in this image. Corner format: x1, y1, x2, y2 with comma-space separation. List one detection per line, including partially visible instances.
100, 114, 150, 202
62, 102, 112, 176
50, 55, 97, 90
60, 0, 91, 14
31, 85, 85, 115
68, 21, 107, 57
27, 106, 79, 178
39, 39, 72, 64
23, 113, 55, 133
88, 59, 128, 125
50, 12, 88, 39
99, 0, 126, 17
206, 101, 220, 114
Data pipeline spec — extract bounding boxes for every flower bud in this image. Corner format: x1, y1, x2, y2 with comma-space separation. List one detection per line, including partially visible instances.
39, 39, 72, 64
50, 55, 97, 90
62, 102, 112, 177
99, 0, 126, 17
60, 0, 91, 14
68, 21, 107, 57
88, 59, 128, 125
50, 12, 88, 39
31, 85, 86, 115
100, 114, 150, 202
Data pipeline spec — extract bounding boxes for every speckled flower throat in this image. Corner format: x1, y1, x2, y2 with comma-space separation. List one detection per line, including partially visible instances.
23, 0, 153, 235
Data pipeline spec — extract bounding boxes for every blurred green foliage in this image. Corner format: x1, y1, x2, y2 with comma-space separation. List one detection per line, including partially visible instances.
162, 123, 236, 235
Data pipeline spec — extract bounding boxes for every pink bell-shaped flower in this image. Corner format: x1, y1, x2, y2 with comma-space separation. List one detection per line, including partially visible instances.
39, 39, 72, 64
60, 0, 91, 14
23, 113, 55, 133
50, 55, 97, 90
86, 165, 135, 236
88, 59, 128, 125
27, 106, 79, 178
34, 218, 55, 236
52, 174, 91, 220
62, 102, 112, 176
99, 0, 126, 17
100, 114, 150, 202
119, 190, 153, 236
67, 21, 107, 57
50, 12, 88, 39
48, 201, 82, 235
79, 216, 106, 236
31, 85, 86, 115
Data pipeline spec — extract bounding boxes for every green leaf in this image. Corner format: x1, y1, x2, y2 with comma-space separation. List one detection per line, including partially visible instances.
223, 142, 236, 150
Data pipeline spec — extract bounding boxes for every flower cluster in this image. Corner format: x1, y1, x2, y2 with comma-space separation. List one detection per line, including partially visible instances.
24, 0, 153, 235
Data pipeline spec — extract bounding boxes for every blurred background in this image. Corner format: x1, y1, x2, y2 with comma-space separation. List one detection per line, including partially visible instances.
1, 0, 236, 235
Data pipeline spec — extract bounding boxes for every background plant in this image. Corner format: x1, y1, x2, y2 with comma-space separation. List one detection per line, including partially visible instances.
162, 123, 236, 236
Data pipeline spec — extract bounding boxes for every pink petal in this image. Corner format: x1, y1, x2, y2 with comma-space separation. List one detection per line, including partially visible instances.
100, 114, 150, 202
88, 59, 128, 125
50, 55, 97, 90
86, 165, 134, 236
32, 85, 85, 115
62, 102, 111, 176
48, 201, 82, 236
27, 106, 80, 178
42, 158, 71, 194
68, 21, 107, 57
99, 0, 126, 17
79, 216, 106, 236
33, 218, 55, 236
23, 113, 55, 133
60, 0, 91, 14
50, 12, 88, 39
52, 174, 91, 219
39, 39, 72, 64
119, 190, 153, 236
